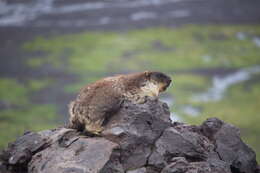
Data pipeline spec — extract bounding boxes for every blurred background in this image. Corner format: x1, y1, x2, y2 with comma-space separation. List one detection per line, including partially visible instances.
0, 0, 260, 161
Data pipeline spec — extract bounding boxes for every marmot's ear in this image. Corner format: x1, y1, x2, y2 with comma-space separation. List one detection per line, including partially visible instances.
144, 71, 150, 77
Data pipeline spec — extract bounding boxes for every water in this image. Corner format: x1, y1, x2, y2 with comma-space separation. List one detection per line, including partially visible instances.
181, 105, 201, 117
161, 96, 174, 107
170, 112, 183, 122
1, 0, 259, 28
236, 32, 247, 40
167, 10, 190, 18
192, 66, 260, 102
0, 0, 185, 27
253, 37, 260, 47
0, 0, 54, 26
130, 11, 157, 21
202, 55, 212, 63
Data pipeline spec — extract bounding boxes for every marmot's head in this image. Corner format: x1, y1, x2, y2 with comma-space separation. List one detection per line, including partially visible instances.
140, 71, 172, 97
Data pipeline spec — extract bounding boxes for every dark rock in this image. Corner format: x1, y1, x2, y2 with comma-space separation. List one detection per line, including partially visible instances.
200, 117, 223, 140
99, 147, 123, 173
201, 118, 257, 173
0, 131, 48, 173
161, 157, 189, 173
5, 132, 46, 165
0, 161, 9, 173
126, 167, 146, 173
102, 99, 171, 171
256, 165, 260, 173
29, 136, 119, 173
0, 99, 258, 173
161, 157, 231, 173
149, 123, 215, 169
206, 158, 232, 173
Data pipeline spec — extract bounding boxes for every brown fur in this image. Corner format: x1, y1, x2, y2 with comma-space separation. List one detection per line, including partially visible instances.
68, 71, 171, 134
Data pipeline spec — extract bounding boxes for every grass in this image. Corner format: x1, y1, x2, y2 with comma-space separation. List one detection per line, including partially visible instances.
24, 25, 260, 74
180, 78, 260, 161
0, 78, 29, 105
0, 78, 58, 148
27, 78, 54, 91
0, 105, 58, 148
2, 24, 259, 161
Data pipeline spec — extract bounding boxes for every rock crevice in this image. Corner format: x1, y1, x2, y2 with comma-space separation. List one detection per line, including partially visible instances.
0, 99, 258, 173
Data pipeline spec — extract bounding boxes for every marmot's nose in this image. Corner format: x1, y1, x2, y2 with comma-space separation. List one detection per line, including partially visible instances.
163, 78, 172, 90
167, 78, 172, 86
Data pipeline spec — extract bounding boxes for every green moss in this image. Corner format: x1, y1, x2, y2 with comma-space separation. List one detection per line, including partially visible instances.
27, 58, 46, 67
24, 25, 260, 77
0, 78, 58, 149
27, 79, 54, 91
0, 104, 58, 148
0, 78, 54, 105
0, 78, 29, 105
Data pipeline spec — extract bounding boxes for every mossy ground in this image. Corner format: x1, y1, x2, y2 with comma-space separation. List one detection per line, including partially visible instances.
1, 25, 260, 161
0, 78, 58, 148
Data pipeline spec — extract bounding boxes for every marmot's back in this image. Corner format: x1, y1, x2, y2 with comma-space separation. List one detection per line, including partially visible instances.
68, 77, 123, 134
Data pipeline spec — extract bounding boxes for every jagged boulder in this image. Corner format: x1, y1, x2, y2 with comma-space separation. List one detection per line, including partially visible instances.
201, 118, 258, 173
0, 99, 258, 173
102, 100, 171, 171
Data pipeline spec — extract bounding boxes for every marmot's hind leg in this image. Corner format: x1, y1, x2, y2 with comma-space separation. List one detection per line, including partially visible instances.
84, 119, 104, 135
84, 97, 123, 135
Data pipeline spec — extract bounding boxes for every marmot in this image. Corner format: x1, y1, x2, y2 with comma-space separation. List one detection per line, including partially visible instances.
68, 71, 172, 134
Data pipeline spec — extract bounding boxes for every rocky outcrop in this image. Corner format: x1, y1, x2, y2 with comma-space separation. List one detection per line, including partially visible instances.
0, 99, 258, 173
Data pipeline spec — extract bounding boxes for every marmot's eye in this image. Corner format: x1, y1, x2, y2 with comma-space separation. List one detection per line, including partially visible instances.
154, 73, 161, 78
158, 73, 165, 78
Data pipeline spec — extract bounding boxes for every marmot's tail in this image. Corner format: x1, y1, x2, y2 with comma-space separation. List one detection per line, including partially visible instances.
68, 101, 76, 120
67, 101, 84, 131
66, 101, 77, 129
